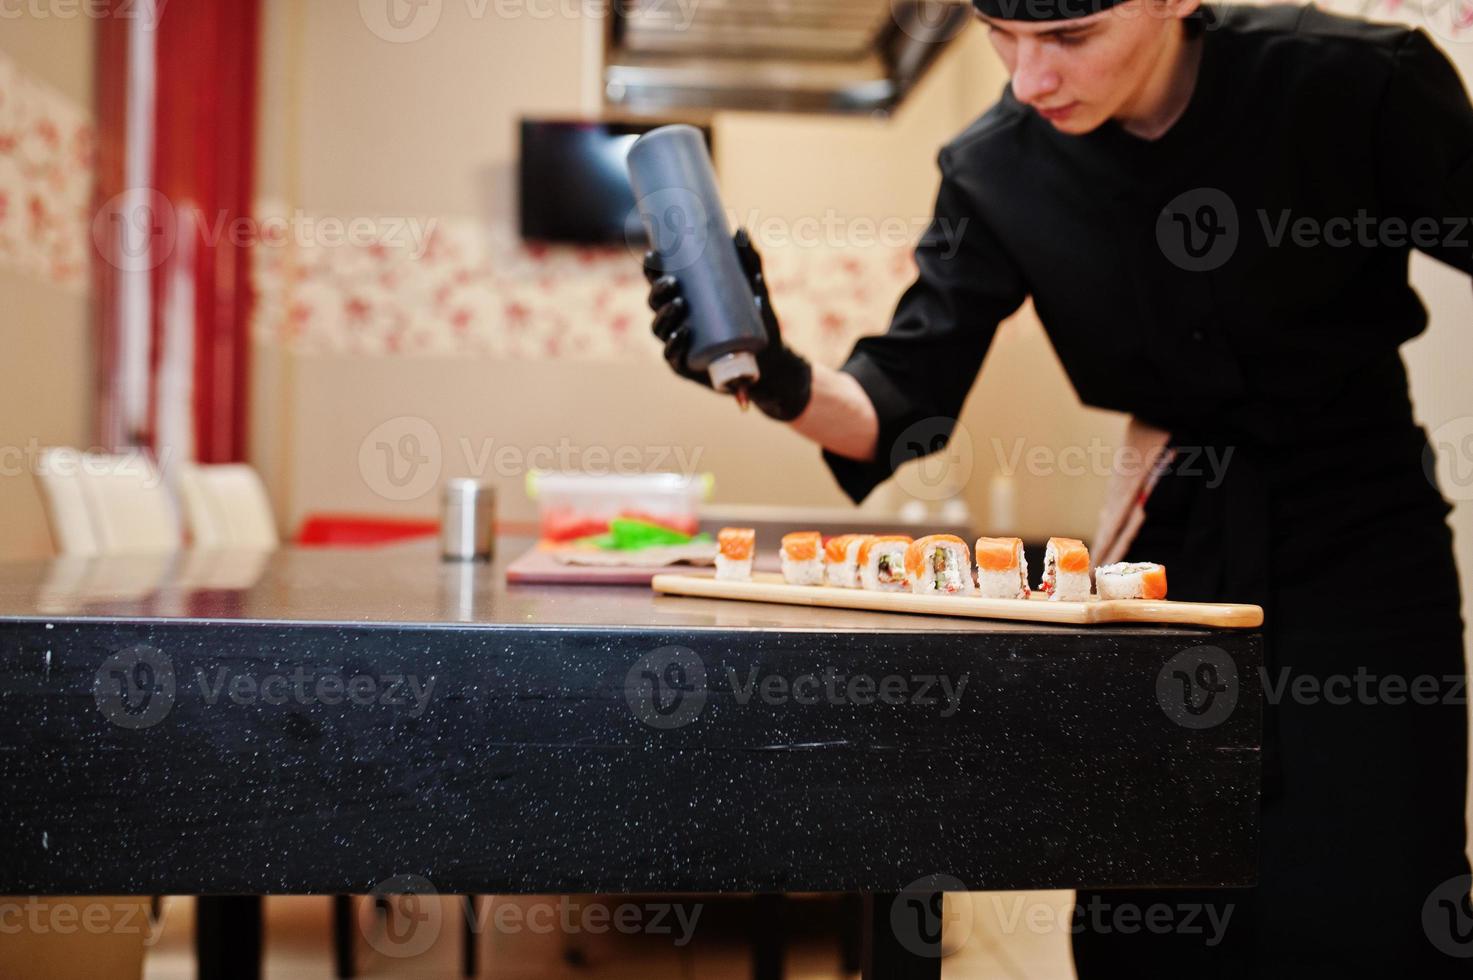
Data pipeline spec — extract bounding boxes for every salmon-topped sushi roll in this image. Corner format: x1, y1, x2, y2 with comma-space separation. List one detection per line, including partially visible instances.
715, 527, 755, 582
905, 535, 974, 595
1095, 562, 1168, 600
780, 531, 824, 586
1040, 537, 1091, 601
859, 535, 913, 592
975, 536, 1029, 599
824, 533, 868, 588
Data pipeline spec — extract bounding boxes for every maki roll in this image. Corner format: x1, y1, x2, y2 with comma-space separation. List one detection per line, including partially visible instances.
780, 531, 824, 586
905, 535, 974, 595
1040, 537, 1091, 601
975, 536, 1029, 599
824, 533, 868, 588
1095, 562, 1168, 600
715, 527, 755, 582
859, 535, 913, 592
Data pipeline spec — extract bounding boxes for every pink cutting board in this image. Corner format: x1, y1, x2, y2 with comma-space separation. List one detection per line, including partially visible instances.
504, 545, 778, 586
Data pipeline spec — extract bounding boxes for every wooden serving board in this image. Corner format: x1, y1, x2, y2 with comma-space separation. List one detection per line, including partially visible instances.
651, 572, 1263, 628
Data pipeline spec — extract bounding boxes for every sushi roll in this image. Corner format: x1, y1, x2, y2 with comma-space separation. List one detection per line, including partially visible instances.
859, 535, 913, 592
975, 536, 1029, 599
824, 534, 868, 588
780, 531, 824, 586
905, 535, 974, 595
715, 527, 755, 582
1040, 537, 1091, 601
1095, 562, 1168, 600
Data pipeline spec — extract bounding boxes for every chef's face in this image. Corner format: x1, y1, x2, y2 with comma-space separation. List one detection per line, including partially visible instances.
981, 0, 1200, 134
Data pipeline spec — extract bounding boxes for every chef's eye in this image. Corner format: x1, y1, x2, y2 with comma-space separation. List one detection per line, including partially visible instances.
1054, 30, 1090, 46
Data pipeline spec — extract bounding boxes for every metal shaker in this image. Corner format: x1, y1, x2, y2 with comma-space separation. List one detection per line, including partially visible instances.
440, 479, 495, 561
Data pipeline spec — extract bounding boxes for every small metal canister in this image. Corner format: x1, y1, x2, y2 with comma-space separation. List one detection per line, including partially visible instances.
440, 479, 495, 561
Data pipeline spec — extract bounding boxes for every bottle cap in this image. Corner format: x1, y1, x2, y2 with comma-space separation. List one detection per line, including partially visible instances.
707, 351, 760, 393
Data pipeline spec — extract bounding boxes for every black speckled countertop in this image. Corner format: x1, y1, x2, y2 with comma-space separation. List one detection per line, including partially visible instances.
0, 537, 1262, 899
0, 536, 1215, 634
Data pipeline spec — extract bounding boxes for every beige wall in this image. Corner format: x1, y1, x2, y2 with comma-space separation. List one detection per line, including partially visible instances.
716, 30, 1000, 227
1407, 248, 1473, 650
257, 0, 585, 219
251, 1, 1473, 626
275, 353, 856, 527
252, 2, 1121, 541
1397, 8, 1473, 653
0, 17, 95, 561
0, 269, 95, 559
1, 11, 95, 104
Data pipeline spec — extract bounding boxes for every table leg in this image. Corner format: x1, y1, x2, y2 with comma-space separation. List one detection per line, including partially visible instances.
195, 896, 262, 980
332, 895, 356, 977
751, 892, 786, 980
839, 892, 863, 973
461, 896, 480, 978
862, 892, 941, 980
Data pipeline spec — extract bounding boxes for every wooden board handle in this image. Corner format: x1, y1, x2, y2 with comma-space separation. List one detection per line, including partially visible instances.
1087, 599, 1263, 629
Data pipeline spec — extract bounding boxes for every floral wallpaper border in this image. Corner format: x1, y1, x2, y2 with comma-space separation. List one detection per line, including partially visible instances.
0, 50, 94, 293
250, 205, 920, 364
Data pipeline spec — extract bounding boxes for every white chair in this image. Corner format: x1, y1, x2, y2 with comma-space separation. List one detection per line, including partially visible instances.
176, 463, 279, 550
33, 449, 101, 556
34, 449, 182, 556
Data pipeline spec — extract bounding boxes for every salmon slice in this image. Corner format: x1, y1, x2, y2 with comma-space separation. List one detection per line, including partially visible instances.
975, 536, 1023, 572
1141, 564, 1168, 600
824, 533, 859, 564
781, 531, 821, 562
1048, 537, 1089, 573
717, 527, 755, 560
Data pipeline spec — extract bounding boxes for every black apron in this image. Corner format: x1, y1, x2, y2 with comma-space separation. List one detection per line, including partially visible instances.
820, 7, 1473, 972
1074, 406, 1469, 976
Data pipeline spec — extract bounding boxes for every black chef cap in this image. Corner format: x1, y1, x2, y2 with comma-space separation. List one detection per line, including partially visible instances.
972, 0, 1127, 21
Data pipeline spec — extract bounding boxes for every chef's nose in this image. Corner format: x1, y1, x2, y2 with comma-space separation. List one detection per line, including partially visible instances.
1010, 43, 1062, 105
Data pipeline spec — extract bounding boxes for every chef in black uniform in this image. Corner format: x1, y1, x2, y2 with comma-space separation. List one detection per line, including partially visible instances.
645, 1, 1473, 974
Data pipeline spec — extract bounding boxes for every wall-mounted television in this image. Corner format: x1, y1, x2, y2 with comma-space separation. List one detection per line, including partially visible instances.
518, 119, 713, 245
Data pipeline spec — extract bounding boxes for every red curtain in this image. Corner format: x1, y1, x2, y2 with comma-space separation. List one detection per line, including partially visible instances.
91, 3, 131, 448
94, 0, 261, 462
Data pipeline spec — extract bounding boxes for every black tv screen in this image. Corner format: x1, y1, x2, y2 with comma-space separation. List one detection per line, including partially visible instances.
518, 120, 711, 245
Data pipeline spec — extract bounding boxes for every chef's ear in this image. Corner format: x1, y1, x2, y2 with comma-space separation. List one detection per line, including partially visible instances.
1159, 0, 1201, 21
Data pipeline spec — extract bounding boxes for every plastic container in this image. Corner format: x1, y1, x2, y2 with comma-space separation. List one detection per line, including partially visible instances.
526, 471, 714, 543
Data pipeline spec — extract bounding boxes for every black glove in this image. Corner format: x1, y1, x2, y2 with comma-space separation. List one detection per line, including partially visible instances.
643, 227, 813, 421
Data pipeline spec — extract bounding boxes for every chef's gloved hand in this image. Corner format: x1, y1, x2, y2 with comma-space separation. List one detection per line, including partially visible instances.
643, 228, 813, 421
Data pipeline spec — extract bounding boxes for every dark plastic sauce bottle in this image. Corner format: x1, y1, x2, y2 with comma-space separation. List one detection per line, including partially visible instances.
627, 125, 767, 394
